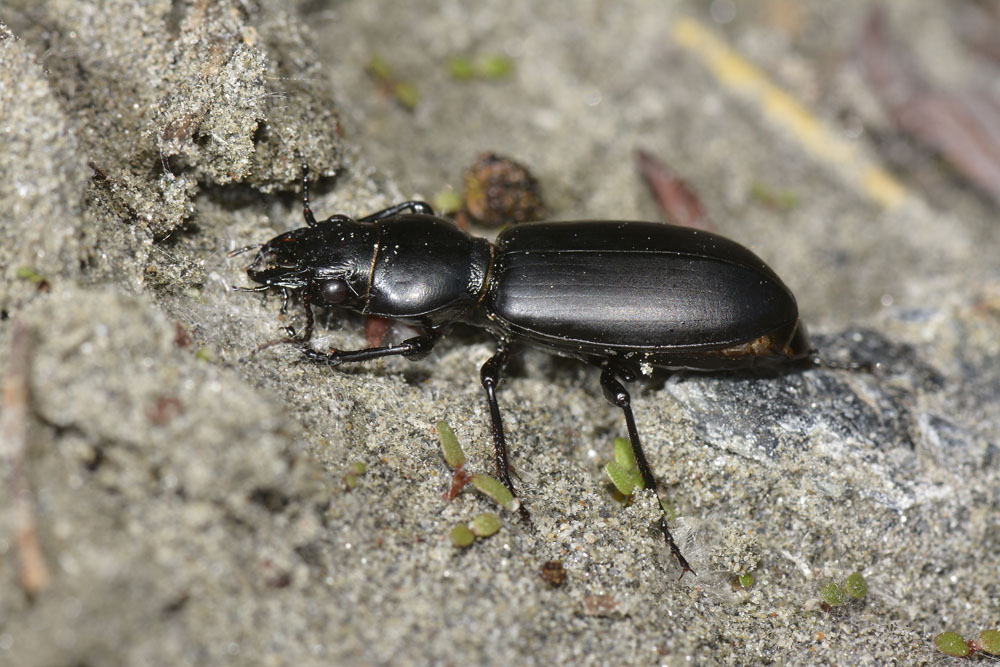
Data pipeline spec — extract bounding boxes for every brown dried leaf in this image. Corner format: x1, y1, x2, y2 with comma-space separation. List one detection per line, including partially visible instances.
860, 9, 1000, 207
635, 150, 712, 231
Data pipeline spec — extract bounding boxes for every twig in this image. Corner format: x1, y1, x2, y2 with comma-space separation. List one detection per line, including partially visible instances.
1, 321, 49, 596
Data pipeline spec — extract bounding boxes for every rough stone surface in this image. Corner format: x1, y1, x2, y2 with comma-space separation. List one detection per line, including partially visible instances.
1, 2, 997, 665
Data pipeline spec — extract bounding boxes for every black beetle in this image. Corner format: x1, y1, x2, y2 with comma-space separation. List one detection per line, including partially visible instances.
233, 167, 811, 573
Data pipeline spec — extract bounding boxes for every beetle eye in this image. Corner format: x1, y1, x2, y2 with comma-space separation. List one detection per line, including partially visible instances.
316, 279, 350, 305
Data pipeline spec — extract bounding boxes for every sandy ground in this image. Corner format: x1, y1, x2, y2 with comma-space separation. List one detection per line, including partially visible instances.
1, 1, 998, 665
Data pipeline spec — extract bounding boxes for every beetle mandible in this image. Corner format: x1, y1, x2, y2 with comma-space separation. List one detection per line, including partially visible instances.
233, 166, 812, 574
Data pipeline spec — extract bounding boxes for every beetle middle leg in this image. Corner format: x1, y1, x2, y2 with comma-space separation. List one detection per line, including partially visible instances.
359, 200, 436, 222
600, 363, 694, 575
480, 342, 531, 523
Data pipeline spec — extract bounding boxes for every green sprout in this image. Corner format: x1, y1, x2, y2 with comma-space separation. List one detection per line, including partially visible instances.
844, 572, 867, 599
738, 573, 754, 589
344, 460, 368, 490
449, 513, 502, 548
470, 474, 514, 511
931, 629, 1000, 658
15, 266, 47, 283
814, 572, 868, 611
391, 82, 419, 111
749, 183, 799, 210
437, 421, 466, 467
447, 55, 514, 81
368, 55, 392, 81
976, 630, 1000, 655
435, 421, 510, 547
368, 55, 419, 110
820, 582, 845, 607
477, 55, 513, 79
431, 189, 464, 215
605, 436, 645, 497
447, 57, 476, 80
450, 524, 475, 548
469, 512, 501, 537
934, 632, 971, 658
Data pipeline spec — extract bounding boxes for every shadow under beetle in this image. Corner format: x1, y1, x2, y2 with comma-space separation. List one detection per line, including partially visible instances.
232, 167, 812, 574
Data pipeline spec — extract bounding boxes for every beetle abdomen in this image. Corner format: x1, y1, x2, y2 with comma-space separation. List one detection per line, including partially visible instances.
488, 221, 799, 352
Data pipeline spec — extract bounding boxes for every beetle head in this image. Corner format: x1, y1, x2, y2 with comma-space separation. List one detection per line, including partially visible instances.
246, 218, 378, 311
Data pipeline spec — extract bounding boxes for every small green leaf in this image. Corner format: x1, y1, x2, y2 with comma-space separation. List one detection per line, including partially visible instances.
613, 436, 637, 468
437, 421, 466, 468
368, 55, 392, 81
477, 55, 513, 79
820, 582, 845, 607
658, 500, 676, 522
15, 266, 46, 283
392, 82, 419, 110
738, 573, 754, 589
470, 512, 501, 537
749, 183, 799, 210
432, 189, 463, 215
605, 461, 637, 496
344, 473, 358, 489
470, 474, 514, 510
976, 629, 1000, 655
448, 57, 476, 80
349, 461, 367, 476
934, 631, 971, 657
629, 468, 645, 492
450, 523, 475, 547
845, 572, 867, 599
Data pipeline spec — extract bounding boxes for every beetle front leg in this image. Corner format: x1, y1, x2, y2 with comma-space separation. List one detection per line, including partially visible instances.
252, 293, 317, 355
480, 343, 531, 523
600, 364, 694, 576
299, 333, 440, 366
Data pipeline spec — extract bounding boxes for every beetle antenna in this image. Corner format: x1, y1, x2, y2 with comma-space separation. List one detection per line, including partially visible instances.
811, 354, 880, 374
302, 162, 319, 227
227, 243, 263, 258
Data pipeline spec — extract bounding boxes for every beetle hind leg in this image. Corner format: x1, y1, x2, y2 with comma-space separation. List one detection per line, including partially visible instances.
599, 364, 694, 576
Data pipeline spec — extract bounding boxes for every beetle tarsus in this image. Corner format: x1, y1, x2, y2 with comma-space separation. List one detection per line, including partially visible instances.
600, 363, 693, 575
661, 517, 695, 579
